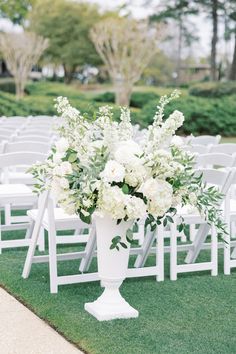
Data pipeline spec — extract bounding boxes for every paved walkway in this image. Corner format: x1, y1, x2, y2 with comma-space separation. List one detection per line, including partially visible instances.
0, 287, 83, 354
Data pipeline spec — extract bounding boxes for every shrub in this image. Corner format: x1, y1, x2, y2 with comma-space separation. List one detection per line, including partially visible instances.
94, 90, 159, 108
189, 81, 236, 98
0, 80, 16, 94
138, 95, 236, 136
93, 91, 115, 103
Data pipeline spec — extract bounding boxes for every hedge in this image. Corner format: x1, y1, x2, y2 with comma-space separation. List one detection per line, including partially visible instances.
137, 95, 236, 136
189, 81, 236, 98
93, 91, 160, 108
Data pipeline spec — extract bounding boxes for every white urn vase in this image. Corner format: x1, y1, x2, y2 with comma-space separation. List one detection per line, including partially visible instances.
84, 213, 139, 321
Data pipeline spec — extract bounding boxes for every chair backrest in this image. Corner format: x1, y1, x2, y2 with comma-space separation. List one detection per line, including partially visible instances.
0, 151, 46, 168
189, 135, 221, 146
12, 135, 53, 144
185, 144, 210, 154
196, 153, 235, 169
195, 168, 231, 193
209, 143, 236, 155
3, 141, 51, 154
0, 135, 9, 142
0, 129, 14, 137
18, 127, 53, 136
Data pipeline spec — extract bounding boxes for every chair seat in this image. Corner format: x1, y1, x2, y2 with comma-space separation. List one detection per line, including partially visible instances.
176, 205, 204, 224
27, 208, 89, 230
0, 184, 36, 204
1, 172, 34, 185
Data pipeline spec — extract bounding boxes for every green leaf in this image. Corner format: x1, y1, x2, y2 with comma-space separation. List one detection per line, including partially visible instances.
120, 242, 128, 249
122, 184, 129, 194
68, 153, 77, 163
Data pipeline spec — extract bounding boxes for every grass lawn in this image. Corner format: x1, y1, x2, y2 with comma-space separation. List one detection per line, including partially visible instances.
0, 229, 236, 354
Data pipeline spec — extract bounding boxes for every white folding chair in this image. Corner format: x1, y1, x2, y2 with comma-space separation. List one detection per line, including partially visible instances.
3, 141, 51, 155
0, 152, 46, 228
170, 168, 231, 280
195, 153, 235, 169
22, 191, 98, 293
209, 143, 236, 155
11, 135, 54, 144
189, 135, 221, 146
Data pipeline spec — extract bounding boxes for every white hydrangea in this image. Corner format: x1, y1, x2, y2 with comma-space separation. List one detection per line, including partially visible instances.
114, 140, 142, 165
98, 185, 128, 219
100, 160, 125, 183
126, 196, 147, 219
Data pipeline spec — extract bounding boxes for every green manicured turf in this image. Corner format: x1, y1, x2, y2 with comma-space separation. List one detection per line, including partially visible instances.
1, 228, 236, 354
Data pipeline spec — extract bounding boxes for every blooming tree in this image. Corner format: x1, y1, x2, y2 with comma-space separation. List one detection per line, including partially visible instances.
90, 18, 160, 106
0, 32, 48, 98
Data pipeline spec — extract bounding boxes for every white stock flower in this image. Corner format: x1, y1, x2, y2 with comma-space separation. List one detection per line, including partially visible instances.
100, 160, 125, 183
171, 135, 184, 147
53, 152, 64, 164
60, 161, 73, 175
55, 138, 69, 153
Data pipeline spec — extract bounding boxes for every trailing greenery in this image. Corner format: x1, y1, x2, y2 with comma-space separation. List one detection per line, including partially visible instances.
189, 81, 236, 98
137, 95, 236, 136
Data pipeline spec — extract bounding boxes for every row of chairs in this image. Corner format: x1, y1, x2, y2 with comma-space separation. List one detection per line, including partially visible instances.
1, 131, 236, 295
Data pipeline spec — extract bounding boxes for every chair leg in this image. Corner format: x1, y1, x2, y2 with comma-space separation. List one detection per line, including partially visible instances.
47, 199, 58, 294
224, 222, 231, 275
37, 227, 45, 252
211, 225, 218, 276
185, 224, 210, 264
134, 227, 156, 268
156, 223, 164, 282
22, 220, 39, 278
4, 204, 11, 225
22, 192, 48, 278
170, 221, 177, 281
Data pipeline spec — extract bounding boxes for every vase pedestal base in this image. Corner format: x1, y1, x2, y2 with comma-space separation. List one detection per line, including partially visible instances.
85, 286, 139, 321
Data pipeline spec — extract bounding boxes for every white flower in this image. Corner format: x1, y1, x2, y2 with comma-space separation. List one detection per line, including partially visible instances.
125, 164, 148, 188
59, 177, 69, 189
139, 178, 173, 217
98, 185, 127, 219
53, 152, 64, 164
55, 138, 69, 153
100, 160, 125, 183
171, 135, 184, 147
114, 140, 142, 165
60, 161, 73, 175
126, 196, 146, 219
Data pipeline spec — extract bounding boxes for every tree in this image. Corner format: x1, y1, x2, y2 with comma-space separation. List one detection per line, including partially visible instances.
90, 18, 160, 106
149, 0, 199, 84
29, 0, 101, 84
224, 0, 236, 80
0, 32, 48, 98
194, 0, 225, 81
0, 0, 35, 24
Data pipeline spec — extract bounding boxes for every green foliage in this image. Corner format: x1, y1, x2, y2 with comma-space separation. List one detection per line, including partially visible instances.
189, 81, 236, 97
94, 91, 160, 108
138, 94, 236, 136
0, 80, 16, 94
0, 0, 34, 24
29, 0, 101, 81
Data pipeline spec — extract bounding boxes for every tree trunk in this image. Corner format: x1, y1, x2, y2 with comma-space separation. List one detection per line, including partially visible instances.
210, 0, 218, 81
176, 19, 183, 85
114, 77, 132, 106
15, 79, 24, 99
63, 64, 75, 84
229, 29, 236, 81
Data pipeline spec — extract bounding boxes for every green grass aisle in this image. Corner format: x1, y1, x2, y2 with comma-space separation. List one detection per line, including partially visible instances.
0, 236, 236, 354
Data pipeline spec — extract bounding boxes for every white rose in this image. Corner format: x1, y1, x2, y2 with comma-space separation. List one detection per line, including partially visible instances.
55, 137, 69, 153
60, 161, 73, 175
59, 177, 69, 189
53, 152, 64, 164
100, 160, 125, 183
114, 140, 142, 165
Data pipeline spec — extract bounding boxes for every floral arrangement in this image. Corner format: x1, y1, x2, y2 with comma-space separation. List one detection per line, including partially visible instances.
31, 90, 226, 249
